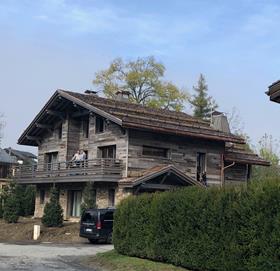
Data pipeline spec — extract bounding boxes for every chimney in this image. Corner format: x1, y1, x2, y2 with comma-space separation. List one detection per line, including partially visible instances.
115, 90, 131, 102
211, 111, 231, 133
84, 90, 98, 96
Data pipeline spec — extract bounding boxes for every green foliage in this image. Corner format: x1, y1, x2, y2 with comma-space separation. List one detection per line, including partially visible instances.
189, 74, 218, 120
3, 193, 19, 223
42, 187, 63, 227
81, 182, 97, 215
253, 134, 280, 180
93, 56, 187, 111
0, 195, 3, 218
23, 185, 36, 216
114, 179, 280, 271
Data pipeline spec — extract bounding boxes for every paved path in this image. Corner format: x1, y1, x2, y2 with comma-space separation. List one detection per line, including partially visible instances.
0, 242, 113, 271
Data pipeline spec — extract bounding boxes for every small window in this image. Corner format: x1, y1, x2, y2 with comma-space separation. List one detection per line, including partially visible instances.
40, 190, 45, 204
98, 145, 116, 159
82, 116, 89, 138
58, 123, 63, 140
142, 146, 168, 158
95, 116, 105, 133
197, 152, 206, 182
108, 189, 115, 207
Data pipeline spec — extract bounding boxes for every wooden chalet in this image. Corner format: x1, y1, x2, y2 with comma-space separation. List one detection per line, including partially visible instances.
16, 90, 269, 220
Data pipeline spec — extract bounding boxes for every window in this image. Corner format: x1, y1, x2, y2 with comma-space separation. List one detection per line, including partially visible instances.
82, 116, 89, 138
108, 189, 115, 207
58, 123, 63, 140
197, 152, 206, 182
98, 145, 116, 159
142, 146, 168, 158
68, 190, 82, 217
40, 190, 45, 204
95, 116, 105, 133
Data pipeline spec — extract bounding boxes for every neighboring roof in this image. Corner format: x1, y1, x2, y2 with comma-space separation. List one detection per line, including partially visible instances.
225, 144, 270, 166
0, 148, 17, 164
17, 89, 245, 146
4, 148, 37, 160
119, 164, 205, 187
266, 80, 280, 103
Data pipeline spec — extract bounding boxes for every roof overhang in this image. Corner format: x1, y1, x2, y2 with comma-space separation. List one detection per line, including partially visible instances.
17, 90, 122, 146
266, 80, 280, 103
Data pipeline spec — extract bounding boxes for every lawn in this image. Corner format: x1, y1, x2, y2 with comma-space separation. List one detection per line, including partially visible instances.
82, 250, 189, 271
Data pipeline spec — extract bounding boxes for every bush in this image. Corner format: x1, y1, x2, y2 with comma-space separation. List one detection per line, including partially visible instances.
3, 194, 19, 223
0, 195, 3, 218
23, 185, 36, 216
80, 182, 97, 215
113, 179, 280, 271
42, 187, 63, 227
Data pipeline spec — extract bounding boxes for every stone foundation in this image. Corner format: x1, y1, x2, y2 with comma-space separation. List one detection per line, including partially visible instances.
33, 182, 132, 220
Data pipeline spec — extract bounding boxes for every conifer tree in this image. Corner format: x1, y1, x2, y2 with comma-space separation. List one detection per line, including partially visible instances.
189, 74, 218, 120
42, 187, 63, 227
81, 182, 97, 215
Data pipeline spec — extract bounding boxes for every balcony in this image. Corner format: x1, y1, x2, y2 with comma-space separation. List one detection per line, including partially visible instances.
14, 159, 123, 184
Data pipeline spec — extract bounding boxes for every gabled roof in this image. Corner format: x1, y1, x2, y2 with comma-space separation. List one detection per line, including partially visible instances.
119, 164, 205, 188
266, 80, 280, 103
4, 148, 37, 160
0, 148, 17, 164
225, 144, 270, 166
18, 89, 244, 146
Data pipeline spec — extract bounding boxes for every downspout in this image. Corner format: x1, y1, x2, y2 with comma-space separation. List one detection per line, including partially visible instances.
125, 129, 129, 178
221, 154, 235, 187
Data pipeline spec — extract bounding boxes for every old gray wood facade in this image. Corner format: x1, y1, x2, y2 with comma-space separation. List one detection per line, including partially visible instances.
16, 90, 269, 219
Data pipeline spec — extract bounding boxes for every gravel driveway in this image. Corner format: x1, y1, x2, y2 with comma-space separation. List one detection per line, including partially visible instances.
0, 242, 113, 271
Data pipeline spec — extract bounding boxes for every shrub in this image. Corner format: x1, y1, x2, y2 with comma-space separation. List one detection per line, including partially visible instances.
80, 182, 97, 215
42, 187, 63, 227
23, 185, 36, 216
3, 193, 19, 223
113, 179, 280, 271
0, 195, 3, 218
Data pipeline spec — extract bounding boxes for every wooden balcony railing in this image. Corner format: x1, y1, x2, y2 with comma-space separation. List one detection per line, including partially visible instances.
14, 159, 123, 183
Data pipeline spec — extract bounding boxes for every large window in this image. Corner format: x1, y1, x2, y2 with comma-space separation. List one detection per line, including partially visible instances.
108, 189, 115, 207
68, 190, 82, 217
142, 146, 168, 158
95, 116, 105, 134
98, 145, 116, 159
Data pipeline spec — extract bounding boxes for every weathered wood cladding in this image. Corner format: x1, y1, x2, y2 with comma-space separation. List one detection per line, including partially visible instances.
37, 113, 128, 177
224, 163, 248, 185
127, 129, 224, 186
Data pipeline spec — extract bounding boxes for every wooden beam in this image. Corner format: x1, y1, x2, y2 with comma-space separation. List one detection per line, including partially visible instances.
35, 123, 53, 129
26, 135, 41, 141
46, 109, 65, 119
160, 172, 170, 184
71, 110, 89, 118
140, 183, 177, 190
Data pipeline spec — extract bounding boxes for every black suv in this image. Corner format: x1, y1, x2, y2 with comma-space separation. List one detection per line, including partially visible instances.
80, 208, 115, 244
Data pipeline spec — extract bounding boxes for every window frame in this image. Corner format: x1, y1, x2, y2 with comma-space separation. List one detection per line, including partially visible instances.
95, 116, 105, 134
142, 145, 169, 158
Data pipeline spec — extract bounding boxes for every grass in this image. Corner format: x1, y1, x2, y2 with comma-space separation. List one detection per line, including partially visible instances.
82, 250, 189, 271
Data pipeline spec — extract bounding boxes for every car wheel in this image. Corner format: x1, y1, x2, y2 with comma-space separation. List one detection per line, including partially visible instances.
88, 238, 98, 244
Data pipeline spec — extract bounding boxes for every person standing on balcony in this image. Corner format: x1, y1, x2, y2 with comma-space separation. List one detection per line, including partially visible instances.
71, 150, 80, 167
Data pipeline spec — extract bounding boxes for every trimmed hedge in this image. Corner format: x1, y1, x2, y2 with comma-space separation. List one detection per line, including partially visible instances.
113, 179, 280, 271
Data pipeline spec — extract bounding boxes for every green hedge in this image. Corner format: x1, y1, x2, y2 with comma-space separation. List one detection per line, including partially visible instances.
113, 179, 280, 271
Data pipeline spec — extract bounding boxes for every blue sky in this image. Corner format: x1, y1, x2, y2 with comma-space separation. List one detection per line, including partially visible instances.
0, 0, 279, 154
